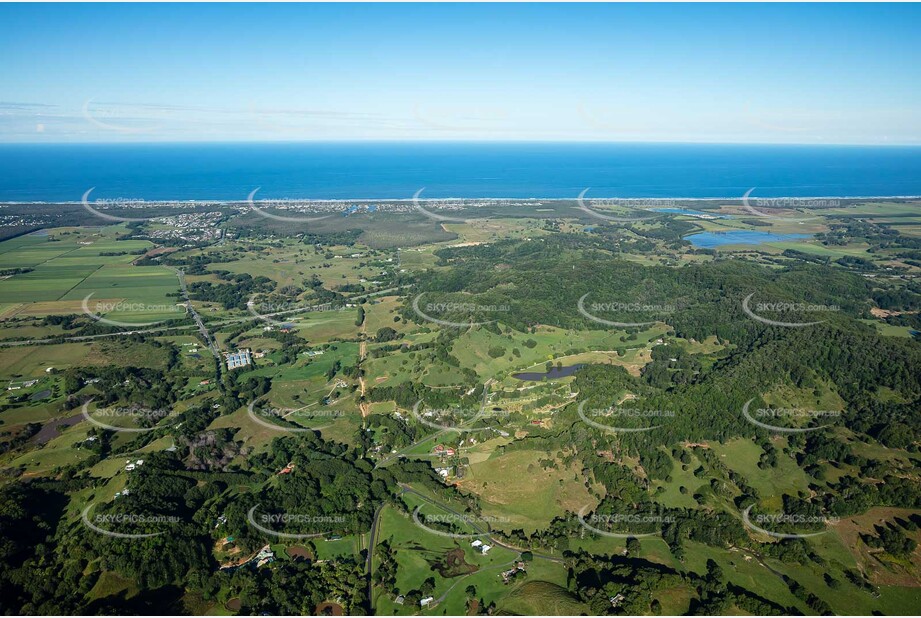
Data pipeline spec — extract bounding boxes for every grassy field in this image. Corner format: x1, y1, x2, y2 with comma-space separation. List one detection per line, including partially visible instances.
193, 237, 396, 290
2, 203, 919, 614
458, 449, 598, 533
450, 323, 667, 382
370, 494, 570, 616
495, 580, 588, 616
8, 419, 95, 475
649, 447, 707, 509
708, 438, 813, 510
364, 296, 412, 335
0, 339, 173, 379
440, 218, 549, 245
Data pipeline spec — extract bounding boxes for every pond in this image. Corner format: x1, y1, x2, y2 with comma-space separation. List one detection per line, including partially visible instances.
34, 413, 84, 444
685, 230, 810, 248
512, 364, 585, 381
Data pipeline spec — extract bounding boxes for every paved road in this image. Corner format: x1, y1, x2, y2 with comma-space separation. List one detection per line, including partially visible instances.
366, 503, 384, 611
0, 286, 408, 348
175, 268, 221, 359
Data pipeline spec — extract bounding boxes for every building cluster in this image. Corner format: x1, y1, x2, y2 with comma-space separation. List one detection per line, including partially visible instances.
6, 379, 38, 391
239, 197, 544, 217
0, 214, 51, 228
255, 545, 275, 567
146, 211, 223, 242
224, 349, 252, 370
500, 561, 527, 584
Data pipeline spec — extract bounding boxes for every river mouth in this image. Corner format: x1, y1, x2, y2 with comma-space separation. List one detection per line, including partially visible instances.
512, 364, 585, 381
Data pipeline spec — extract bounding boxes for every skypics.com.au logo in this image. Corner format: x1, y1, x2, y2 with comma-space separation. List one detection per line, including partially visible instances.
81, 400, 179, 433
741, 399, 840, 434
577, 294, 676, 328
82, 293, 185, 328
247, 505, 348, 540
576, 189, 664, 223
577, 401, 674, 434
81, 503, 179, 539
410, 508, 509, 539
741, 188, 832, 222
742, 293, 839, 328
410, 401, 506, 433
81, 189, 159, 223
247, 296, 346, 327
577, 506, 675, 538
246, 188, 337, 224
742, 505, 839, 539
411, 293, 510, 328
246, 402, 345, 433
411, 188, 467, 222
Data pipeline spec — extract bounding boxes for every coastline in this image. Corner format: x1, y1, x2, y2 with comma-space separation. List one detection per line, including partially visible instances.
3, 194, 920, 206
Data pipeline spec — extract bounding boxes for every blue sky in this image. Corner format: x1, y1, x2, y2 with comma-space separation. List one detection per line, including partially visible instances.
1, 2, 918, 144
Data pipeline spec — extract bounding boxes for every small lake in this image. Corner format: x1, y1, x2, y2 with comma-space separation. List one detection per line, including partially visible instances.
513, 364, 585, 381
34, 413, 83, 444
685, 230, 810, 248
653, 207, 728, 218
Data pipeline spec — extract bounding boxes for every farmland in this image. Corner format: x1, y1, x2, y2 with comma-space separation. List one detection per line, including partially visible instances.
0, 198, 919, 616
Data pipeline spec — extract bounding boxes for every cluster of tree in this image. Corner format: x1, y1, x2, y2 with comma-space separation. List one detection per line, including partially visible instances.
188, 271, 276, 310
63, 364, 182, 416
860, 519, 918, 558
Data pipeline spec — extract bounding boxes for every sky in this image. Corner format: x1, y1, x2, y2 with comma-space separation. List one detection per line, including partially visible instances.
0, 2, 919, 145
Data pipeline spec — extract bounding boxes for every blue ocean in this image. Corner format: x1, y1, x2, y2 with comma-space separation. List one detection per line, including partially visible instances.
0, 142, 919, 202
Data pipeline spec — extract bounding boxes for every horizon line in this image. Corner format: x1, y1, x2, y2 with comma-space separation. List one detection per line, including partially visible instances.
2, 139, 920, 148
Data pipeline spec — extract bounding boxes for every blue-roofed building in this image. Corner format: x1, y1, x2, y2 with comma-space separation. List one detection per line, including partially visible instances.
224, 348, 252, 370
